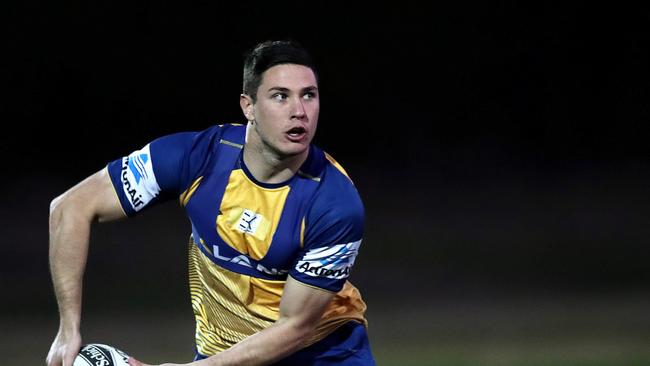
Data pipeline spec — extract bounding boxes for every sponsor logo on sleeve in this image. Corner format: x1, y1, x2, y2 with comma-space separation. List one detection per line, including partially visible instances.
120, 144, 161, 211
295, 240, 361, 280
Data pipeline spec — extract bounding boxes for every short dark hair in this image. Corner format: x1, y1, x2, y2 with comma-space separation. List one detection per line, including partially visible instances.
242, 40, 317, 102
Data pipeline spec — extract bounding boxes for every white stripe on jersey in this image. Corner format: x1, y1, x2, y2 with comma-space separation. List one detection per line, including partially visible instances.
120, 144, 161, 211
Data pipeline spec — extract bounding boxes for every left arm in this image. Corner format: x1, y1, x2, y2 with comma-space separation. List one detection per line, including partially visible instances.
130, 276, 334, 366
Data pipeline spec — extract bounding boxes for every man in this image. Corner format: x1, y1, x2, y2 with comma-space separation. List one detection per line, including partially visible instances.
47, 40, 375, 366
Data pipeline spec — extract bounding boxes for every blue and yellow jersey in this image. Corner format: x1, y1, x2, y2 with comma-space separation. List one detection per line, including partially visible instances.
106, 123, 367, 355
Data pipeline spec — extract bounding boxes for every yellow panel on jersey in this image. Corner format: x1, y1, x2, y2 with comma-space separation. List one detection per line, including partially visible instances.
189, 241, 274, 354
190, 240, 368, 354
303, 281, 368, 347
180, 176, 203, 207
216, 169, 290, 260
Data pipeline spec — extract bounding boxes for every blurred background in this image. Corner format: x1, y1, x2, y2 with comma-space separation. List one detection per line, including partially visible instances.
3, 2, 650, 365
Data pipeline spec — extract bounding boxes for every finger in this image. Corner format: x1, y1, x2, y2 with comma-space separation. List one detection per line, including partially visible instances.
63, 352, 76, 366
45, 353, 58, 366
45, 345, 60, 366
45, 352, 53, 366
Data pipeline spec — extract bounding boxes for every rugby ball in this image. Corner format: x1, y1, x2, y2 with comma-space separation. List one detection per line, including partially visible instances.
73, 343, 130, 366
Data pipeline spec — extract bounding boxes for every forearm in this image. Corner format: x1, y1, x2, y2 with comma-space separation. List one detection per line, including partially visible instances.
195, 318, 311, 366
49, 197, 92, 332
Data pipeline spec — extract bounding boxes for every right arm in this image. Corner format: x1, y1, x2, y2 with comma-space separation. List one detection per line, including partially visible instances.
46, 127, 219, 366
46, 167, 126, 366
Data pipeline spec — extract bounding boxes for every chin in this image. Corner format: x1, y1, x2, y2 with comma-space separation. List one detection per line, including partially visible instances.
277, 142, 310, 158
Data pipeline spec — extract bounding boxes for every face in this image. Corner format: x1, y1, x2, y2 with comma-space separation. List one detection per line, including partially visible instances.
241, 64, 319, 158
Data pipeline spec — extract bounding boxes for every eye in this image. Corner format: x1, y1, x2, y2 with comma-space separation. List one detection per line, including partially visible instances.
272, 93, 288, 101
303, 92, 317, 100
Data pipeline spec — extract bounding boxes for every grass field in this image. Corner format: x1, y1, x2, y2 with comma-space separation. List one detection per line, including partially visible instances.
367, 293, 650, 366
6, 293, 650, 366
372, 339, 650, 366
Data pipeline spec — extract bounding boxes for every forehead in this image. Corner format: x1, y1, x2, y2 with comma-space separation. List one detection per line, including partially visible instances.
259, 64, 317, 90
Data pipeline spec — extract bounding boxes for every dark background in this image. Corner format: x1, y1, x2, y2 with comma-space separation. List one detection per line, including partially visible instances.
3, 2, 650, 365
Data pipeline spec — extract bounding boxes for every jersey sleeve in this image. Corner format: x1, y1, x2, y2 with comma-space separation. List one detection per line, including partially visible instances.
106, 126, 222, 216
290, 180, 365, 293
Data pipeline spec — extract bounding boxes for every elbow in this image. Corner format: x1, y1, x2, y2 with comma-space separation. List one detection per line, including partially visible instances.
49, 191, 93, 230
294, 324, 315, 343
279, 317, 317, 348
49, 192, 66, 215
296, 321, 317, 340
49, 194, 66, 229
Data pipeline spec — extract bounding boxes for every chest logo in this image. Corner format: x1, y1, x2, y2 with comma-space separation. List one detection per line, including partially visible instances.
236, 209, 264, 235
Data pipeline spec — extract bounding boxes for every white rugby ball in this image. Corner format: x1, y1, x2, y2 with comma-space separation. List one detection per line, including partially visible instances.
73, 343, 130, 366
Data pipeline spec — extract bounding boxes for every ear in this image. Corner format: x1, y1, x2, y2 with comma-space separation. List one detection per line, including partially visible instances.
240, 94, 255, 122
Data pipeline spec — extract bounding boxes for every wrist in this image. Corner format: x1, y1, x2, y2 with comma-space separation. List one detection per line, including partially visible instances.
58, 319, 81, 337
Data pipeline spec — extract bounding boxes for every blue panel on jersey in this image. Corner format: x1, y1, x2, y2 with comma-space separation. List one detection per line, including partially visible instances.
106, 126, 229, 216
290, 164, 365, 292
107, 157, 139, 216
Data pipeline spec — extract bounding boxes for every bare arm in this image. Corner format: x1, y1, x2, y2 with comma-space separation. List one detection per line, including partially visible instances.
47, 167, 126, 366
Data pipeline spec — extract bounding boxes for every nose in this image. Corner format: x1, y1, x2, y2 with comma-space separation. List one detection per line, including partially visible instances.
291, 97, 306, 120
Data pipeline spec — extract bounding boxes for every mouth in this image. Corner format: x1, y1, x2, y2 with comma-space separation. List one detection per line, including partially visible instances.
285, 126, 307, 142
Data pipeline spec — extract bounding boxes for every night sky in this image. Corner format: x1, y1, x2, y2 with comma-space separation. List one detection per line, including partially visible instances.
3, 2, 650, 315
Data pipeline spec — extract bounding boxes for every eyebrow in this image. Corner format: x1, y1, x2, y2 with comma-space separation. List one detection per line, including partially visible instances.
267, 86, 318, 93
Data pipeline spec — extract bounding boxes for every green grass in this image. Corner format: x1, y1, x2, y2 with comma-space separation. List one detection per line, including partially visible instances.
8, 324, 650, 366
10, 293, 650, 366
373, 335, 650, 366
373, 341, 650, 366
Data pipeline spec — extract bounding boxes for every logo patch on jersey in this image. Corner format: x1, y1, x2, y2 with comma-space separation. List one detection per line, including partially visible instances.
295, 240, 361, 280
128, 153, 149, 184
120, 144, 161, 211
227, 209, 270, 240
236, 209, 262, 234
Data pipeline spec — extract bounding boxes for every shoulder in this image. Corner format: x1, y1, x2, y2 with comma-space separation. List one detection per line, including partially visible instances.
158, 123, 246, 166
303, 147, 364, 241
183, 123, 246, 149
308, 147, 362, 208
147, 123, 245, 153
148, 123, 246, 191
211, 123, 247, 145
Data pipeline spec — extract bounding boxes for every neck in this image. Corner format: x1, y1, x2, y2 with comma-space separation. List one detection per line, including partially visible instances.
243, 130, 309, 185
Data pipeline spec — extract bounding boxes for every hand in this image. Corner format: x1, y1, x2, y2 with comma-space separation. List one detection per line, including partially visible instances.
46, 328, 82, 366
